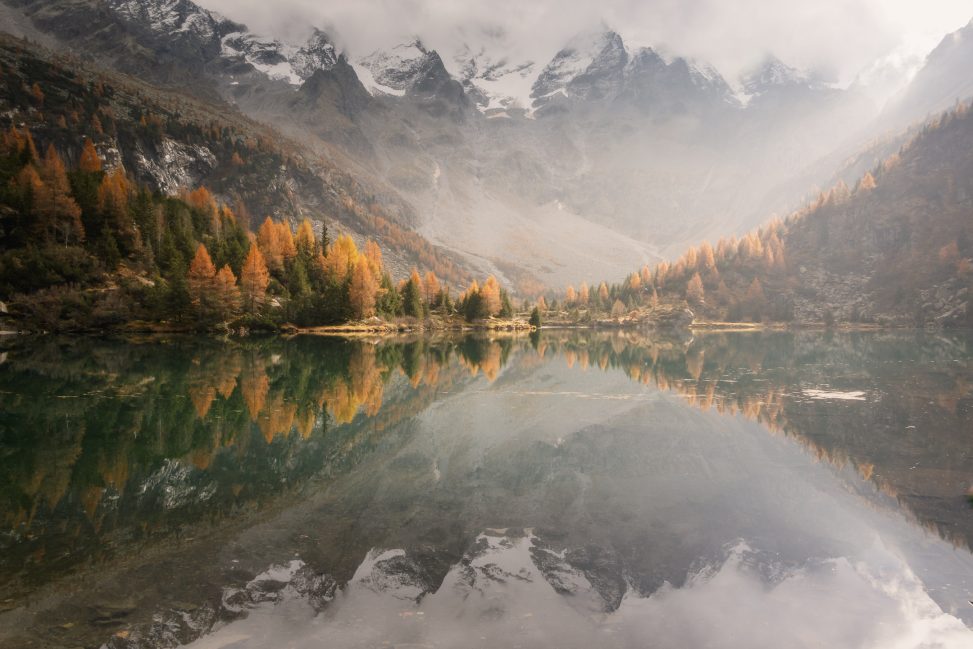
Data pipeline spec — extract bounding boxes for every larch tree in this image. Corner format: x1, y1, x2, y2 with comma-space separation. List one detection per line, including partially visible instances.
324, 234, 359, 282
480, 275, 501, 316
363, 240, 383, 277
857, 172, 877, 193
78, 139, 102, 173
276, 221, 297, 261
257, 217, 284, 272
565, 285, 577, 304
36, 144, 84, 244
598, 282, 609, 304
214, 265, 242, 321
349, 259, 379, 319
423, 271, 440, 306
187, 244, 218, 319
240, 245, 271, 313
686, 272, 705, 306
97, 168, 138, 252
578, 282, 590, 305
296, 219, 316, 256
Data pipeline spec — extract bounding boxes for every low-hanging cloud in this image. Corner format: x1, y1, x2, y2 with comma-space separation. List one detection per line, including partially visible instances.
196, 0, 972, 84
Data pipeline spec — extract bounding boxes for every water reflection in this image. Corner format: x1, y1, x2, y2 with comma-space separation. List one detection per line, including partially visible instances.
0, 331, 971, 648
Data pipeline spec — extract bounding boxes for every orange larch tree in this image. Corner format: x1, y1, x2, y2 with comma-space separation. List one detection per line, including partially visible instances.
240, 245, 271, 313
349, 259, 379, 319
257, 216, 284, 272
480, 275, 501, 316
36, 144, 84, 244
78, 139, 102, 173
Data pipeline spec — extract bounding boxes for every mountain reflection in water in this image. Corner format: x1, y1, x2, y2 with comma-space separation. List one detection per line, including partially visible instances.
0, 331, 971, 649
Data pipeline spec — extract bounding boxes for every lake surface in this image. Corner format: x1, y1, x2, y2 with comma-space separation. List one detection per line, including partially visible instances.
1, 330, 972, 649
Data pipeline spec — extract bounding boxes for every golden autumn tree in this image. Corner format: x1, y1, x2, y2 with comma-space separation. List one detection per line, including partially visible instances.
480, 275, 501, 316
240, 245, 271, 312
78, 139, 102, 173
295, 218, 316, 255
36, 144, 84, 243
686, 272, 705, 306
349, 259, 379, 319
324, 234, 358, 282
565, 285, 577, 304
423, 271, 440, 305
12, 165, 43, 219
363, 240, 383, 277
277, 221, 297, 261
257, 216, 284, 272
97, 168, 138, 251
214, 265, 242, 321
857, 172, 877, 193
578, 282, 589, 305
598, 282, 609, 304
187, 244, 218, 319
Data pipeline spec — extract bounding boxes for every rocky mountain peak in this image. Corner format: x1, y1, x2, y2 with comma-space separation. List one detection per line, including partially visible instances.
106, 0, 241, 41
531, 28, 627, 106
740, 55, 811, 95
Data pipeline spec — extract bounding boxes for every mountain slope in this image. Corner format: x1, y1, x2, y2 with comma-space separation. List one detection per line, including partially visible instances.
0, 33, 470, 284
5, 0, 973, 295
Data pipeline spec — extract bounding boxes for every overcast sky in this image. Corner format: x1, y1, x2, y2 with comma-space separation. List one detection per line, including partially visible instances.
197, 0, 972, 84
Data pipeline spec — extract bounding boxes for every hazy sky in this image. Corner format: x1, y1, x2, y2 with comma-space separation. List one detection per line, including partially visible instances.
197, 0, 972, 84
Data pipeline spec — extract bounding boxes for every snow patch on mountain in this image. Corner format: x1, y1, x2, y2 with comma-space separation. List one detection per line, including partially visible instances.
221, 28, 339, 86
106, 0, 235, 40
356, 40, 431, 93
450, 45, 536, 111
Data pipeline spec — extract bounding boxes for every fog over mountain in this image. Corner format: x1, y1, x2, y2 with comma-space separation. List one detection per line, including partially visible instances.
198, 0, 971, 100
3, 0, 973, 292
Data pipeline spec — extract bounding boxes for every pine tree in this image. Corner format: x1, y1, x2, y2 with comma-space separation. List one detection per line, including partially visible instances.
529, 307, 542, 328
402, 273, 424, 318
240, 245, 270, 313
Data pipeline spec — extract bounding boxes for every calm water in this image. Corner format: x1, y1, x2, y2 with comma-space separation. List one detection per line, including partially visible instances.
1, 331, 972, 649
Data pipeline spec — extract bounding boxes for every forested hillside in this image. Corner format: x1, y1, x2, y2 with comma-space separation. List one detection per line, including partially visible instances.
550, 101, 973, 328
0, 36, 520, 331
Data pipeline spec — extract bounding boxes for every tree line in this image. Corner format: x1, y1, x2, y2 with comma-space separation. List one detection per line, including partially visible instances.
0, 127, 514, 331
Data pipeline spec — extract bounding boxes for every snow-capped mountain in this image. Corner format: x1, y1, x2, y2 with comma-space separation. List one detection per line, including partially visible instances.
738, 55, 831, 105
354, 40, 466, 104
220, 28, 338, 85
450, 44, 536, 112
528, 28, 740, 114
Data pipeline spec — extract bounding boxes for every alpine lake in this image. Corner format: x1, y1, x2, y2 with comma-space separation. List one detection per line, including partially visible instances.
1, 330, 972, 648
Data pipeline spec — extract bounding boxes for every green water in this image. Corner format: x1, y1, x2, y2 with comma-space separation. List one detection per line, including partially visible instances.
1, 331, 972, 648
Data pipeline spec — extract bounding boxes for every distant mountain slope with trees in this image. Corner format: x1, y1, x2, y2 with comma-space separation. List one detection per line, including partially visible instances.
550, 101, 973, 328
